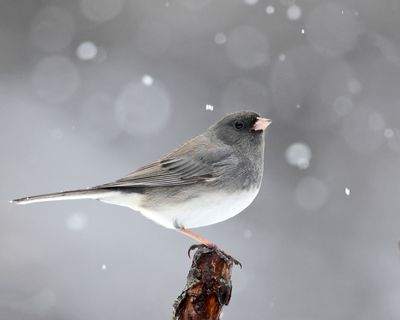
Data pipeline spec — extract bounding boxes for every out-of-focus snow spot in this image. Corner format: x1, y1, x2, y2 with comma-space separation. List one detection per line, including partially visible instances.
384, 128, 394, 139
345, 187, 351, 196
333, 96, 353, 116
30, 6, 75, 53
244, 0, 258, 6
305, 3, 362, 57
76, 41, 98, 60
279, 53, 286, 61
226, 25, 270, 69
80, 0, 125, 22
214, 33, 227, 45
243, 229, 252, 239
368, 112, 385, 132
115, 81, 171, 135
295, 176, 328, 211
285, 142, 312, 169
372, 34, 400, 66
141, 74, 154, 86
347, 78, 362, 94
342, 106, 385, 153
136, 21, 171, 57
66, 213, 88, 231
266, 6, 275, 14
32, 56, 80, 103
221, 77, 270, 111
80, 93, 122, 142
287, 5, 302, 21
101, 264, 107, 270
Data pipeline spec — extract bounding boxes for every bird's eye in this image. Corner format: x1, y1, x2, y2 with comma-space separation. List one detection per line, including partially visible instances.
234, 121, 244, 130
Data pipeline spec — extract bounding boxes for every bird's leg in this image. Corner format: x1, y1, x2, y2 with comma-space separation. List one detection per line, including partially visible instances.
178, 228, 215, 248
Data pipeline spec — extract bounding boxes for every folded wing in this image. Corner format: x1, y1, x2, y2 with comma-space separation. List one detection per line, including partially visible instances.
97, 135, 237, 188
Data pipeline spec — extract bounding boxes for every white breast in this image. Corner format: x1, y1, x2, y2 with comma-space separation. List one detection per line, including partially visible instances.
138, 188, 260, 229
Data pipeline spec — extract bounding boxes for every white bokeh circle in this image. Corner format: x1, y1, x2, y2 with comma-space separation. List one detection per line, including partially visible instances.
295, 176, 329, 211
32, 56, 80, 103
115, 81, 171, 135
80, 0, 125, 22
76, 41, 98, 60
80, 93, 122, 142
30, 6, 75, 53
221, 77, 270, 112
287, 5, 302, 21
226, 25, 270, 69
66, 213, 88, 231
342, 105, 386, 153
305, 3, 363, 57
285, 142, 312, 169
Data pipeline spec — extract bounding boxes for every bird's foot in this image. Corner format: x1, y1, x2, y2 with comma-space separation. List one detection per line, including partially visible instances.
187, 244, 242, 268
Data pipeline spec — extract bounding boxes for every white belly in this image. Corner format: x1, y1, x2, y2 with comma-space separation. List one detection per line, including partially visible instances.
138, 188, 260, 229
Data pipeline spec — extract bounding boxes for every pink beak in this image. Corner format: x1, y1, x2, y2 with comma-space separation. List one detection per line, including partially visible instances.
252, 117, 272, 131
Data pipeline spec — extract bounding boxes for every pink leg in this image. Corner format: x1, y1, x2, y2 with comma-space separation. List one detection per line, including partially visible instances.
178, 228, 215, 247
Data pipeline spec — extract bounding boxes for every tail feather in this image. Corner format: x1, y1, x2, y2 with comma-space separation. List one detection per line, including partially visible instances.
11, 188, 113, 205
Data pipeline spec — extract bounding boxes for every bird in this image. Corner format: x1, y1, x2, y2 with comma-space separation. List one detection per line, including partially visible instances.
12, 111, 271, 246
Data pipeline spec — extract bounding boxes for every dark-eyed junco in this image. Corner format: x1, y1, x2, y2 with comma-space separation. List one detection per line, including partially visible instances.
12, 111, 271, 246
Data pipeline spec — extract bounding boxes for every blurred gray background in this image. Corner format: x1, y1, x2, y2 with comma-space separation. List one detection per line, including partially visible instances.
1, 0, 400, 319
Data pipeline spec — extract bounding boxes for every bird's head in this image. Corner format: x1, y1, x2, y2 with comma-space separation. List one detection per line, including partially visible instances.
210, 111, 271, 149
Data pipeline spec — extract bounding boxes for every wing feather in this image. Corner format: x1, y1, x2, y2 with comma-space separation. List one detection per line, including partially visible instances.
97, 135, 236, 189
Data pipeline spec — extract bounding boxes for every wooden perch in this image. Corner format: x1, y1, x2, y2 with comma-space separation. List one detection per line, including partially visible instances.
173, 245, 240, 320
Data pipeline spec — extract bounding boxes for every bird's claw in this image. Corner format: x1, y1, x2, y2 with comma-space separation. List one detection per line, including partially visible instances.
217, 249, 242, 268
188, 244, 203, 258
187, 243, 215, 257
187, 244, 242, 268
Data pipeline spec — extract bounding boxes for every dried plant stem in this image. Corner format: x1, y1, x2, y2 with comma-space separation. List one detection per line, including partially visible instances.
173, 245, 240, 320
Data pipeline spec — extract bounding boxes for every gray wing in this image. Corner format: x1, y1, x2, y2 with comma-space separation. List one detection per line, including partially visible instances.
97, 135, 237, 188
